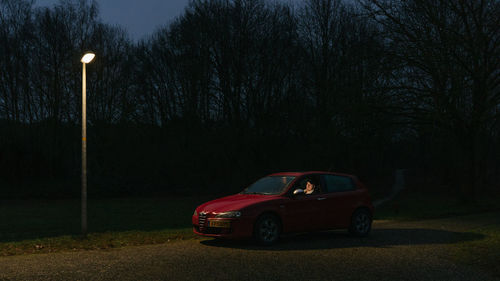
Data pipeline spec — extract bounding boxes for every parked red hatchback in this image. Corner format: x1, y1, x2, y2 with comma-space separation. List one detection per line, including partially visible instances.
192, 171, 374, 244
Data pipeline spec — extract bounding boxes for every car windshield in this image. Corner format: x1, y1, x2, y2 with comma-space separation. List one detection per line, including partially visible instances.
241, 176, 295, 195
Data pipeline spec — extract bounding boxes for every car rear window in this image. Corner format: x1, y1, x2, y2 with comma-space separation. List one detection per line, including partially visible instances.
323, 175, 355, 193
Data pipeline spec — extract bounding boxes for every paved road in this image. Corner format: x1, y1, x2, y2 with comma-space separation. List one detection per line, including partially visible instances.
1, 214, 498, 281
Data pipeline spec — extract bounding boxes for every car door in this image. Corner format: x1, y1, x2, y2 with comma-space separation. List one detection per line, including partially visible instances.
320, 174, 359, 229
281, 175, 324, 232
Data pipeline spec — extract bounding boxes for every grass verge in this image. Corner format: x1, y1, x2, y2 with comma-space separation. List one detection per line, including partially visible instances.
0, 196, 212, 256
374, 188, 500, 220
0, 228, 198, 256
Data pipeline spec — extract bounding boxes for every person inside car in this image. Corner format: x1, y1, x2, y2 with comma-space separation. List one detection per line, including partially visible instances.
304, 179, 317, 195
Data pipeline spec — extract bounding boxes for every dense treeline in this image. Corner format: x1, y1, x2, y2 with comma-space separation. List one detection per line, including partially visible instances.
0, 0, 498, 200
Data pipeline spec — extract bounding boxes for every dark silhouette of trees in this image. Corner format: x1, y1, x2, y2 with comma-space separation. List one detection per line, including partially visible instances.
359, 0, 500, 200
0, 0, 498, 199
0, 0, 34, 123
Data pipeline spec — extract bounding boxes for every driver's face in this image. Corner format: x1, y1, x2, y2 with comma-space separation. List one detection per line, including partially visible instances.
306, 181, 314, 191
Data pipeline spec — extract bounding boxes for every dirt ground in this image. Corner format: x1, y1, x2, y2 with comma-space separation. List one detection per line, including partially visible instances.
0, 213, 499, 281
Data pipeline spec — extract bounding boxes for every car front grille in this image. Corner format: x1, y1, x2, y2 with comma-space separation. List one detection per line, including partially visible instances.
198, 212, 207, 231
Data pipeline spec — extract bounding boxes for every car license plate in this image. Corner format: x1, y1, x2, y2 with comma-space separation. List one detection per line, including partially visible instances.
208, 220, 230, 228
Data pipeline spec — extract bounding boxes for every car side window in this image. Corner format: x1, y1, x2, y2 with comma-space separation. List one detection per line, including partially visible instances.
290, 175, 322, 195
322, 175, 355, 193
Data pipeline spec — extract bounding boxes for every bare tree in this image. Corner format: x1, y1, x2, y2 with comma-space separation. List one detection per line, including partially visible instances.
360, 0, 500, 200
0, 0, 35, 123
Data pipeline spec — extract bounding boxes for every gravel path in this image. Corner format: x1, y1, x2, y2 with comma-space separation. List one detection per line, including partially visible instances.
1, 214, 498, 281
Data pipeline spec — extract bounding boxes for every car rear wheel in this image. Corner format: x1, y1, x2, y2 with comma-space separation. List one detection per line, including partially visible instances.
254, 214, 280, 245
349, 208, 372, 237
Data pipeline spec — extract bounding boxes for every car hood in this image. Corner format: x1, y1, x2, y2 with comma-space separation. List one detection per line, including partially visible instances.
197, 193, 279, 213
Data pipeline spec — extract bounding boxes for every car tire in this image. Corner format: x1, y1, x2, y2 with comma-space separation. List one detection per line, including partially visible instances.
349, 208, 372, 237
254, 214, 281, 245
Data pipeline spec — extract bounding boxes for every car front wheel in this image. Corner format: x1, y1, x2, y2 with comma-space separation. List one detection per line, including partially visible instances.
254, 214, 280, 245
349, 208, 372, 237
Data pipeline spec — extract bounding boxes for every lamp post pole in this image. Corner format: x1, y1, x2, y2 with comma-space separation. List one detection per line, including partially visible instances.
81, 52, 95, 237
82, 61, 87, 237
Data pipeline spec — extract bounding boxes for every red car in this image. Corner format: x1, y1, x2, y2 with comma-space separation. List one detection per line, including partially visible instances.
192, 171, 374, 245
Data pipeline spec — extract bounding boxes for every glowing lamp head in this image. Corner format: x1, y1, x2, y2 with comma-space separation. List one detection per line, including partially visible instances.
81, 52, 95, 63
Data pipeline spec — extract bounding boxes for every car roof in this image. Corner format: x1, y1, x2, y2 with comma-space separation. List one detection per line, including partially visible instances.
267, 171, 356, 178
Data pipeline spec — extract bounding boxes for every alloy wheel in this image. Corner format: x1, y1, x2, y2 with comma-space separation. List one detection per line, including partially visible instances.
255, 215, 280, 245
349, 209, 372, 237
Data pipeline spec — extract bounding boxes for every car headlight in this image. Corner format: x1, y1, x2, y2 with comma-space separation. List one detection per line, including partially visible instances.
193, 210, 198, 216
215, 211, 241, 218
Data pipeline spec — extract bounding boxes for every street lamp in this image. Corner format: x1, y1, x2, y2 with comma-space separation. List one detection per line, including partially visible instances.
81, 51, 95, 237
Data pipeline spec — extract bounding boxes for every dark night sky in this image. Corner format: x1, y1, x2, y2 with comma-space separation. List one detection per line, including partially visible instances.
36, 0, 300, 41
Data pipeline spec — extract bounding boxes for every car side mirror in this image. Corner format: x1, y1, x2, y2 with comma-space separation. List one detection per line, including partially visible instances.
293, 189, 304, 196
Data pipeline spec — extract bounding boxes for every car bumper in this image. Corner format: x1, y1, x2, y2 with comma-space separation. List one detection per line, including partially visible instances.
192, 216, 254, 239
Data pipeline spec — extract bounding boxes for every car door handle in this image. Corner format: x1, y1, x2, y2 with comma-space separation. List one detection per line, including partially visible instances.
317, 197, 326, 201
